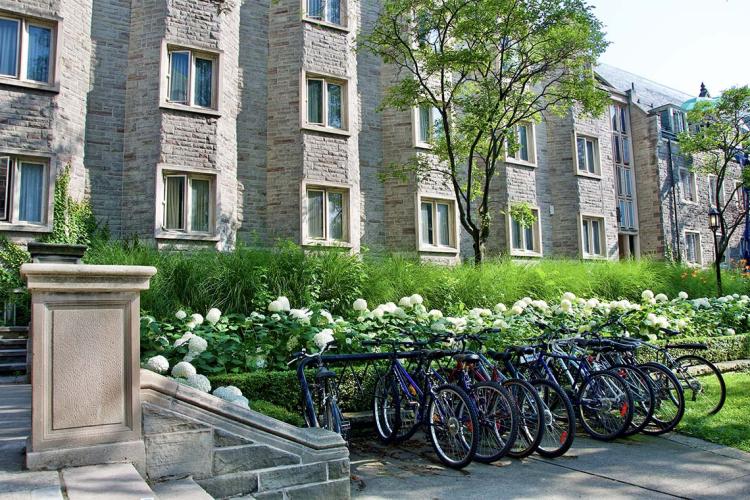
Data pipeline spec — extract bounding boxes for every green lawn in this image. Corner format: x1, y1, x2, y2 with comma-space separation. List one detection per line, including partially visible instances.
678, 371, 750, 452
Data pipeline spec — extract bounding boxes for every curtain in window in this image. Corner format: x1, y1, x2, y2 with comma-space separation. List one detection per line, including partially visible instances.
327, 191, 344, 240
582, 220, 590, 254
326, 0, 341, 24
511, 219, 522, 249
27, 25, 51, 83
327, 83, 342, 129
524, 225, 534, 251
0, 157, 10, 221
308, 190, 324, 238
686, 235, 697, 263
419, 106, 430, 143
165, 176, 185, 230
518, 125, 529, 161
169, 52, 189, 103
307, 0, 323, 19
586, 140, 595, 173
591, 220, 601, 255
190, 179, 210, 232
307, 80, 323, 124
0, 18, 19, 77
194, 58, 213, 108
577, 138, 586, 170
437, 203, 450, 246
420, 202, 433, 245
610, 105, 618, 132
18, 162, 44, 223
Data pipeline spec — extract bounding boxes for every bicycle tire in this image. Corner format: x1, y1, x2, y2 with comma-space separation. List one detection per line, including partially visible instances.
472, 381, 519, 463
502, 379, 544, 459
530, 379, 576, 458
578, 370, 634, 441
673, 354, 726, 416
639, 362, 685, 435
373, 371, 401, 443
428, 384, 479, 469
608, 364, 655, 436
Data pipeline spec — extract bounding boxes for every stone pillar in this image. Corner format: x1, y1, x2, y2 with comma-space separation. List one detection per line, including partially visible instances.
20, 264, 157, 472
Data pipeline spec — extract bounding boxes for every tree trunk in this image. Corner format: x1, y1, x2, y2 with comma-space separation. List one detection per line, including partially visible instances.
713, 232, 723, 297
472, 236, 485, 265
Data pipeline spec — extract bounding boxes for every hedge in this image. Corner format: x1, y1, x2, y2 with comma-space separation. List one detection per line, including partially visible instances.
654, 334, 749, 364
251, 400, 305, 427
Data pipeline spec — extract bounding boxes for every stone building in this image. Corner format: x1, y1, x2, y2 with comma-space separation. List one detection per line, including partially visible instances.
0, 0, 743, 266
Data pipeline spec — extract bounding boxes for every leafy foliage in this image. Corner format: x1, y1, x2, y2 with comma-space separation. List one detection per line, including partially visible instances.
0, 237, 30, 325
508, 202, 537, 228
43, 164, 98, 245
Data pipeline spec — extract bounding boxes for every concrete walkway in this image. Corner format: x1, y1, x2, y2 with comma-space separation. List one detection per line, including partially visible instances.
350, 432, 750, 499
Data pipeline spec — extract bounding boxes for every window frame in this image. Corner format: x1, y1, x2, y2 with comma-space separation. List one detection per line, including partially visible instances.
505, 122, 536, 167
301, 70, 350, 135
412, 105, 442, 149
301, 0, 349, 31
707, 174, 725, 208
659, 107, 688, 135
0, 13, 58, 90
573, 133, 601, 177
579, 214, 607, 259
684, 230, 702, 266
679, 167, 698, 204
158, 168, 217, 238
417, 195, 458, 253
0, 153, 53, 231
736, 181, 747, 212
160, 41, 221, 115
303, 184, 350, 245
506, 205, 542, 257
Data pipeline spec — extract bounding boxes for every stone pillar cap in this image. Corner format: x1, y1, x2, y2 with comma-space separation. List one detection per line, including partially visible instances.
21, 263, 157, 292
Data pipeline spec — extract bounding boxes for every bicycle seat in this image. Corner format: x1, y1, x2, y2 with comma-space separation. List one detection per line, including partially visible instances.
453, 352, 481, 363
665, 342, 708, 350
486, 349, 512, 361
315, 367, 337, 380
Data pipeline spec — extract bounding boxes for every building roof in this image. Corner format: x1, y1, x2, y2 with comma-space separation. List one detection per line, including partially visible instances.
595, 63, 694, 113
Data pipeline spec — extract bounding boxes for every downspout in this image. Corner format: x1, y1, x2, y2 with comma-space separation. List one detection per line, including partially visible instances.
667, 139, 681, 261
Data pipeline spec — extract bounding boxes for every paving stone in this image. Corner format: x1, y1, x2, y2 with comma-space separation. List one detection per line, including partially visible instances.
151, 477, 213, 500
0, 471, 59, 494
196, 470, 259, 499
62, 463, 155, 500
285, 478, 350, 500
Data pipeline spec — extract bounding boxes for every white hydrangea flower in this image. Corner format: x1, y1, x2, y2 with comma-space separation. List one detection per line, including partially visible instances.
353, 298, 368, 311
718, 296, 729, 303
382, 302, 398, 314
562, 292, 576, 302
289, 308, 312, 324
174, 332, 194, 347
493, 319, 509, 330
511, 305, 524, 315
655, 293, 668, 303
191, 313, 204, 326
186, 321, 196, 330
678, 291, 689, 300
531, 300, 549, 310
277, 296, 291, 311
145, 355, 169, 374
268, 300, 283, 312
576, 297, 586, 305
255, 357, 267, 369
184, 374, 211, 393
270, 313, 281, 321
231, 395, 250, 409
641, 290, 655, 301
319, 310, 334, 324
676, 319, 688, 330
372, 307, 386, 320
250, 311, 266, 321
494, 303, 507, 313
206, 308, 221, 325
175, 310, 187, 320
213, 386, 243, 401
446, 317, 467, 332
410, 294, 424, 306
644, 313, 657, 326
188, 335, 208, 356
726, 328, 736, 336
172, 361, 197, 379
399, 296, 412, 307
428, 309, 443, 320
521, 297, 533, 306
314, 329, 335, 350
345, 337, 352, 345
560, 299, 573, 313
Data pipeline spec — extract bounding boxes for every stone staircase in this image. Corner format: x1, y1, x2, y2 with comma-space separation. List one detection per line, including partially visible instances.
0, 326, 29, 383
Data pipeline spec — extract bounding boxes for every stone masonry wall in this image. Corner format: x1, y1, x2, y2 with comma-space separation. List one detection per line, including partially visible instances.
630, 105, 663, 257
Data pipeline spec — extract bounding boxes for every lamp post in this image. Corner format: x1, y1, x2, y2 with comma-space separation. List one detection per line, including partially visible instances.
708, 207, 722, 296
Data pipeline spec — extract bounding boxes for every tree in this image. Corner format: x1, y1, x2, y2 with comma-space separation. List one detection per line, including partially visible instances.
679, 86, 750, 296
361, 0, 609, 263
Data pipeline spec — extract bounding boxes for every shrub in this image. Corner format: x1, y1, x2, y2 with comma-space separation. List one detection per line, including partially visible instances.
251, 400, 305, 427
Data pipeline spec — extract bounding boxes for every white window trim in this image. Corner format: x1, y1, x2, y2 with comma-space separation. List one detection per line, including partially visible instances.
0, 12, 60, 92
416, 194, 459, 254
679, 168, 698, 204
578, 213, 607, 260
573, 132, 602, 178
300, 69, 351, 136
659, 106, 688, 135
0, 153, 54, 232
506, 205, 542, 257
301, 0, 350, 32
159, 41, 222, 116
505, 122, 537, 167
154, 164, 219, 241
300, 180, 353, 247
412, 105, 441, 149
684, 230, 703, 266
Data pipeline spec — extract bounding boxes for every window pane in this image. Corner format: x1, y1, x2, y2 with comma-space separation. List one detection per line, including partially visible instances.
660, 110, 671, 132
18, 162, 44, 223
307, 0, 323, 19
0, 157, 10, 221
432, 108, 443, 140
193, 57, 213, 107
524, 224, 534, 251
577, 138, 586, 170
518, 125, 529, 161
326, 0, 341, 24
421, 202, 433, 245
592, 220, 601, 255
27, 25, 51, 83
511, 218, 522, 249
622, 137, 630, 165
327, 83, 342, 129
190, 179, 210, 232
0, 18, 19, 77
620, 107, 627, 134
307, 79, 323, 124
165, 176, 185, 230
586, 140, 595, 173
327, 191, 344, 240
613, 134, 621, 163
169, 51, 189, 103
610, 105, 618, 131
623, 168, 632, 196
419, 106, 430, 143
437, 203, 450, 246
307, 190, 324, 239
582, 220, 590, 254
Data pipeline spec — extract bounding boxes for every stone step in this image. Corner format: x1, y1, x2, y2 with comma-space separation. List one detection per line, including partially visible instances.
151, 477, 214, 500
0, 349, 27, 363
213, 443, 300, 476
214, 428, 253, 448
0, 362, 26, 374
0, 326, 29, 340
253, 478, 350, 500
0, 338, 28, 348
197, 462, 327, 499
0, 373, 29, 384
62, 463, 156, 500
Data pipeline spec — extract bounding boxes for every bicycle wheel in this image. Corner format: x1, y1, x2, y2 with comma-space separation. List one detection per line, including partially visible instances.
578, 371, 633, 441
471, 382, 519, 463
502, 379, 544, 458
673, 355, 726, 416
639, 362, 685, 435
530, 379, 576, 458
609, 364, 655, 436
373, 371, 400, 443
428, 384, 479, 469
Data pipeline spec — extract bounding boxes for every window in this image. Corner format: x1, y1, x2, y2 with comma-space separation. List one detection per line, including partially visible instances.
0, 15, 55, 85
736, 181, 747, 211
660, 108, 687, 134
306, 187, 348, 242
162, 173, 214, 234
610, 104, 629, 134
679, 168, 697, 203
581, 215, 605, 258
507, 123, 535, 165
306, 0, 344, 26
305, 75, 346, 130
576, 135, 600, 175
419, 198, 455, 249
509, 208, 541, 255
708, 175, 724, 207
165, 47, 217, 109
685, 231, 701, 265
0, 155, 49, 226
414, 105, 442, 147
